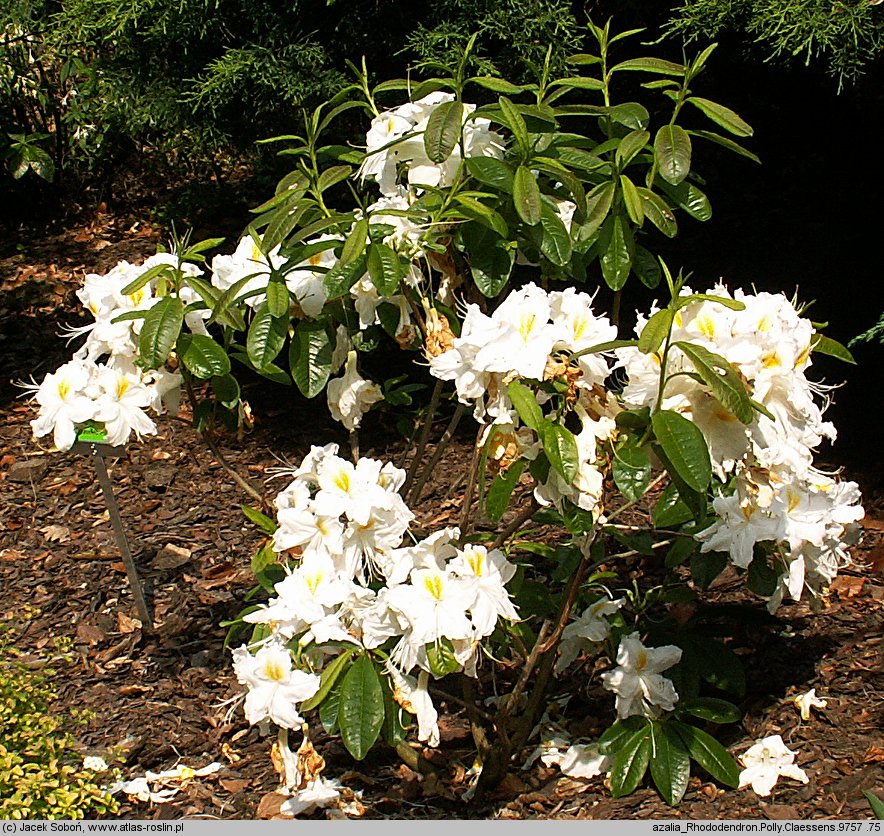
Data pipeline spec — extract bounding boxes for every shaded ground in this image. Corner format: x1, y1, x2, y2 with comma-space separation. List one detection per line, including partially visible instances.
1, 213, 882, 821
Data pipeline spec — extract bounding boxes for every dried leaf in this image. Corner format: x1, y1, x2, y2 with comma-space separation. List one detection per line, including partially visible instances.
41, 524, 71, 543
117, 612, 142, 634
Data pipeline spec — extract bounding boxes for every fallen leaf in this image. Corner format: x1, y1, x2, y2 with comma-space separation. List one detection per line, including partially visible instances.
152, 543, 192, 570
76, 623, 106, 646
257, 792, 287, 820
220, 778, 250, 793
117, 612, 142, 634
863, 746, 884, 764
830, 576, 865, 598
41, 524, 71, 543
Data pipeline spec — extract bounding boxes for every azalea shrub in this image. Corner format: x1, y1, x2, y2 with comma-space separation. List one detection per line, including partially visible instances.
27, 20, 864, 810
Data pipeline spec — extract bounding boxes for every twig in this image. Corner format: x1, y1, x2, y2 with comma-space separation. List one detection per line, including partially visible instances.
490, 498, 540, 551
402, 378, 444, 498
407, 403, 465, 505
458, 427, 485, 542
183, 377, 265, 507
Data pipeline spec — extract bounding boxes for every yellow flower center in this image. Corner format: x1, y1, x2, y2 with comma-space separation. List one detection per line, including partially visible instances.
262, 657, 288, 682
422, 574, 444, 601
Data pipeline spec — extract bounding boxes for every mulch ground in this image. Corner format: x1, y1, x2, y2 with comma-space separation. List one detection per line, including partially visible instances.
1, 211, 882, 821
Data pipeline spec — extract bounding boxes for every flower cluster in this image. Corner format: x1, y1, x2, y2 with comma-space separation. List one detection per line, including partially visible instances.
616, 286, 864, 610
233, 445, 520, 746
359, 92, 504, 197
28, 253, 197, 450
601, 632, 682, 719
429, 282, 620, 515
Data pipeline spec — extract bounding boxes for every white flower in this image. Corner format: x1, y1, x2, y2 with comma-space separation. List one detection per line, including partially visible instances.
738, 734, 808, 796
232, 643, 320, 729
279, 777, 342, 817
557, 595, 624, 672
559, 743, 610, 780
447, 544, 519, 637
29, 359, 98, 450
83, 755, 109, 772
326, 350, 383, 431
792, 688, 827, 721
385, 662, 440, 747
93, 364, 157, 446
601, 632, 682, 718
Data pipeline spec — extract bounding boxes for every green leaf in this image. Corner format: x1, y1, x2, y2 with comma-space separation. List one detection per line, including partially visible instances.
610, 724, 652, 797
338, 654, 385, 761
674, 341, 754, 424
424, 100, 464, 164
599, 717, 647, 755
265, 280, 290, 318
461, 224, 514, 298
514, 165, 542, 226
539, 199, 572, 266
212, 373, 240, 408
678, 698, 741, 725
671, 721, 740, 788
466, 156, 514, 191
542, 421, 579, 483
241, 504, 277, 535
246, 304, 288, 370
453, 194, 509, 238
609, 102, 649, 130
811, 334, 856, 364
340, 217, 368, 266
687, 97, 753, 138
289, 320, 333, 398
427, 637, 461, 677
120, 262, 175, 297
638, 189, 677, 237
579, 181, 616, 239
498, 96, 530, 153
674, 293, 746, 312
612, 57, 685, 75
380, 670, 407, 747
655, 125, 692, 185
651, 410, 711, 493
178, 333, 231, 379
468, 76, 527, 95
689, 130, 761, 164
138, 296, 185, 370
600, 215, 634, 291
659, 180, 712, 222
486, 460, 526, 522
649, 722, 691, 806
507, 380, 543, 431
324, 254, 367, 300
691, 551, 728, 589
616, 130, 651, 167
549, 75, 605, 92
367, 242, 403, 296
316, 164, 353, 193
319, 681, 342, 734
301, 648, 358, 712
634, 245, 662, 288
613, 442, 652, 502
863, 791, 884, 820
620, 175, 644, 225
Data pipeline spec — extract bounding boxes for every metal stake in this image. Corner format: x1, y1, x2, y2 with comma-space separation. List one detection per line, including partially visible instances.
74, 441, 153, 628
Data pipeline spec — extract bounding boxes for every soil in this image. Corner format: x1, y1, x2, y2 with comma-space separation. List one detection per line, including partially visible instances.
1, 210, 882, 821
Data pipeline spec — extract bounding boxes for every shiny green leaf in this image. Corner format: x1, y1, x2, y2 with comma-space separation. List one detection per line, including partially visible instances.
178, 333, 231, 379
600, 215, 634, 291
687, 97, 753, 138
620, 174, 644, 225
649, 722, 691, 806
610, 724, 652, 797
655, 124, 692, 185
671, 721, 739, 788
338, 654, 385, 761
507, 380, 543, 431
424, 100, 464, 164
246, 304, 288, 369
542, 421, 579, 483
651, 410, 711, 493
289, 319, 333, 398
514, 165, 542, 226
674, 341, 754, 423
138, 296, 184, 370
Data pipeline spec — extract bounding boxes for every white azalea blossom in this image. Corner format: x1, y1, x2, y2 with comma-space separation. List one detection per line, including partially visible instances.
792, 688, 827, 720
738, 735, 809, 796
326, 350, 383, 431
601, 632, 682, 719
